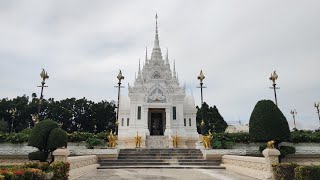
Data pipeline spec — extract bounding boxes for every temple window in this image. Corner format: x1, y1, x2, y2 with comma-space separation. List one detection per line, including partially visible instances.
137, 106, 141, 120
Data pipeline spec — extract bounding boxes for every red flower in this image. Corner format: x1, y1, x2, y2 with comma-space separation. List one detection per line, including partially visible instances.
13, 169, 24, 175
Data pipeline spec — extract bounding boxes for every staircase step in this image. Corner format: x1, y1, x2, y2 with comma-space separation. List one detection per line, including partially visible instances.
98, 165, 225, 169
98, 148, 222, 169
118, 156, 203, 159
99, 159, 220, 163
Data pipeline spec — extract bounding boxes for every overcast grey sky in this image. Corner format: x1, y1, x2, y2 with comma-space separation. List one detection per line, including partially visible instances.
0, 0, 319, 130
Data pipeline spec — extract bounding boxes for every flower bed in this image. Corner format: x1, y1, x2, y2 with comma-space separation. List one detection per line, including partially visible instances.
0, 161, 69, 180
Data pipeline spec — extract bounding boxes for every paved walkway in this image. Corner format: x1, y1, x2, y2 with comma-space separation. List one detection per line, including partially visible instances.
76, 169, 256, 180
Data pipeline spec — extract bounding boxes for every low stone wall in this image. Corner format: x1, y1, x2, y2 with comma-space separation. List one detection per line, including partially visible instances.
221, 149, 280, 180
53, 149, 100, 180
282, 154, 320, 165
201, 149, 247, 160
68, 155, 99, 180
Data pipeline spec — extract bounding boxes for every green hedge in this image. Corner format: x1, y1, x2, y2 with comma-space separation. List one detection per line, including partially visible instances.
272, 163, 298, 180
272, 163, 320, 180
0, 131, 110, 144
295, 165, 320, 180
1, 130, 319, 144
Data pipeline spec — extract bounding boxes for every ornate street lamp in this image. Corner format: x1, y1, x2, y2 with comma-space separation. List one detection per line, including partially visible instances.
115, 70, 124, 135
269, 70, 280, 106
37, 68, 49, 120
290, 109, 297, 130
8, 108, 17, 133
197, 70, 206, 135
314, 102, 320, 128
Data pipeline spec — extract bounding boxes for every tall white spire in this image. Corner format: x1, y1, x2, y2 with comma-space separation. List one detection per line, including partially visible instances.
165, 48, 169, 65
151, 14, 163, 61
154, 14, 159, 48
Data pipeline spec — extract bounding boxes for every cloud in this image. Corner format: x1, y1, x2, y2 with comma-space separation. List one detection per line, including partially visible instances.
0, 0, 319, 130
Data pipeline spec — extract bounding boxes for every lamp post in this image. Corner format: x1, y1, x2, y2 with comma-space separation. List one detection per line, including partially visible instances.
8, 108, 17, 133
37, 69, 49, 121
290, 109, 297, 130
314, 102, 320, 128
197, 70, 206, 135
269, 71, 279, 106
115, 70, 124, 135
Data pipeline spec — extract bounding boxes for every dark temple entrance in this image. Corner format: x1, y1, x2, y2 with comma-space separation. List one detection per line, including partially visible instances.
148, 108, 166, 136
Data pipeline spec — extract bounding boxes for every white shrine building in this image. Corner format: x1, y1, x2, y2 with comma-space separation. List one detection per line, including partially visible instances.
117, 15, 199, 148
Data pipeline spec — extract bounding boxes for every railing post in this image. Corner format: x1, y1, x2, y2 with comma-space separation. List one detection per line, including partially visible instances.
52, 148, 70, 162
262, 148, 280, 180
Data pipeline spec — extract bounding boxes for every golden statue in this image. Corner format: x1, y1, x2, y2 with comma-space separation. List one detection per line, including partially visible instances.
202, 130, 212, 149
267, 140, 275, 149
172, 132, 179, 148
108, 130, 117, 148
135, 131, 142, 148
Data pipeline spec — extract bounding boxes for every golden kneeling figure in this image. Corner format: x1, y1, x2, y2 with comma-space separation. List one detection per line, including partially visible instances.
135, 132, 142, 148
202, 130, 212, 149
267, 140, 275, 149
172, 133, 179, 148
108, 130, 117, 148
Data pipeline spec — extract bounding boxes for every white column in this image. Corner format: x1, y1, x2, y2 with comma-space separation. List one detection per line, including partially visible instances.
143, 107, 150, 136
164, 107, 172, 135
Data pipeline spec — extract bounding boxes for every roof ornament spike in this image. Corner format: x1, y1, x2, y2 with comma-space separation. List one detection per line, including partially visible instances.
151, 14, 162, 61
145, 47, 148, 64
139, 59, 141, 71
172, 59, 177, 79
137, 59, 142, 79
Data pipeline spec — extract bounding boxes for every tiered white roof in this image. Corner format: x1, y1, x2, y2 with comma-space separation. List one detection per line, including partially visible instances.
128, 14, 185, 102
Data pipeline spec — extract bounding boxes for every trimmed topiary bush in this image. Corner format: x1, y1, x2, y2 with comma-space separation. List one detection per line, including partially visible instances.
47, 128, 68, 151
249, 100, 290, 143
28, 120, 59, 150
28, 151, 49, 162
28, 120, 67, 162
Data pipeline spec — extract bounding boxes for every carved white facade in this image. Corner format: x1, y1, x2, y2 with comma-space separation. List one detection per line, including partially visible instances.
118, 15, 198, 148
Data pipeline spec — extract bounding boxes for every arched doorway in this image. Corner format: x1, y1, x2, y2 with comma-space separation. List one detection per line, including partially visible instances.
148, 108, 166, 135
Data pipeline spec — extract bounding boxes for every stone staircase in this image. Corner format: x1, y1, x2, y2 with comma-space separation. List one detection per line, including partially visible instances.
98, 149, 223, 169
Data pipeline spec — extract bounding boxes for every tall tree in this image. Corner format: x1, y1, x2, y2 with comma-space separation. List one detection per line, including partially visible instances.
0, 95, 116, 133
196, 102, 227, 134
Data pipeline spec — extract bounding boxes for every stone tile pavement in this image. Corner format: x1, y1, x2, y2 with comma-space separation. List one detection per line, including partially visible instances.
75, 169, 257, 180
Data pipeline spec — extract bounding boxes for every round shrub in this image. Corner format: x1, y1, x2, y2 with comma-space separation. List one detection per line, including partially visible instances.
28, 120, 59, 150
85, 137, 105, 149
28, 151, 49, 162
47, 128, 68, 151
249, 100, 290, 142
272, 163, 298, 180
279, 146, 296, 159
